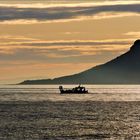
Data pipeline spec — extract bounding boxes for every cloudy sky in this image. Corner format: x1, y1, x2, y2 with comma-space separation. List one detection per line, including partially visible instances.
0, 0, 140, 84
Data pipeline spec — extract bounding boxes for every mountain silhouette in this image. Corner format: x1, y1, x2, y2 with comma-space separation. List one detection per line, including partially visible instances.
20, 40, 140, 84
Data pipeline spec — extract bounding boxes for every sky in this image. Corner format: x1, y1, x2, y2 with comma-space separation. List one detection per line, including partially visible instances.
0, 0, 140, 84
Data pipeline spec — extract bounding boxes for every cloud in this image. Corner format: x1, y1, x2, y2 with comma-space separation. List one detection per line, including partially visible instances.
0, 2, 140, 24
0, 38, 131, 62
1, 1, 140, 8
124, 31, 140, 38
0, 36, 132, 47
0, 35, 133, 63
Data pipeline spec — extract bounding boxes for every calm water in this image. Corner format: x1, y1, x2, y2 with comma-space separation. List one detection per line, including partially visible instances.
0, 85, 140, 101
0, 85, 140, 139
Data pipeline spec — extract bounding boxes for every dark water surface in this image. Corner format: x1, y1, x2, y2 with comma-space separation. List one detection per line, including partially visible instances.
0, 85, 140, 139
0, 101, 140, 139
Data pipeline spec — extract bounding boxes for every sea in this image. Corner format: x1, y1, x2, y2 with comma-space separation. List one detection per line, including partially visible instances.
0, 85, 140, 139
0, 84, 140, 102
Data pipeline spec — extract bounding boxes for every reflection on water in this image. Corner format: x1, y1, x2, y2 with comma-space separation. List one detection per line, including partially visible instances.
0, 85, 140, 139
0, 85, 140, 101
0, 101, 140, 139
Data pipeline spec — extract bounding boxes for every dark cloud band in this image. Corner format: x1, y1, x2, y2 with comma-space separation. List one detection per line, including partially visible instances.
0, 4, 140, 22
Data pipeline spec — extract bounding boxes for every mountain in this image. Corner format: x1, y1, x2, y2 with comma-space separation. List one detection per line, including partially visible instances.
20, 40, 140, 84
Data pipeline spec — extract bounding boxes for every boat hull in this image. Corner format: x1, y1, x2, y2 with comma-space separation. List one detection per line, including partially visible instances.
60, 90, 88, 94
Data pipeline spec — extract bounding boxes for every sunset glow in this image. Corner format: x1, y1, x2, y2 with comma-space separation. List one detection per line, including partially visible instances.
0, 0, 140, 84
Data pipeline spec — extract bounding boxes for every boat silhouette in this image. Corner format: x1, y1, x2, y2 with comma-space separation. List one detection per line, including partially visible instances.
59, 85, 88, 94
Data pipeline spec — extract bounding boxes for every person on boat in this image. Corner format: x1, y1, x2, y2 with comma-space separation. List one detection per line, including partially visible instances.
59, 86, 64, 93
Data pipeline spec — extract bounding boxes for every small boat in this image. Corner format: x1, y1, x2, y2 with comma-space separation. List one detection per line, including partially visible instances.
59, 85, 88, 94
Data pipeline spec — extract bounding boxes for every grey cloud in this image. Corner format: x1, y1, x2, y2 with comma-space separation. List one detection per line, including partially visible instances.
0, 39, 130, 61
0, 4, 140, 22
0, 43, 128, 64
26, 41, 130, 46
5, 40, 130, 47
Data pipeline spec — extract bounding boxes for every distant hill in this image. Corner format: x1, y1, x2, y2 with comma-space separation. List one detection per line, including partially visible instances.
20, 40, 140, 84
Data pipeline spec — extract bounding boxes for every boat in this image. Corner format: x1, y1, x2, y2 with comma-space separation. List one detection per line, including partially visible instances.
59, 85, 88, 94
